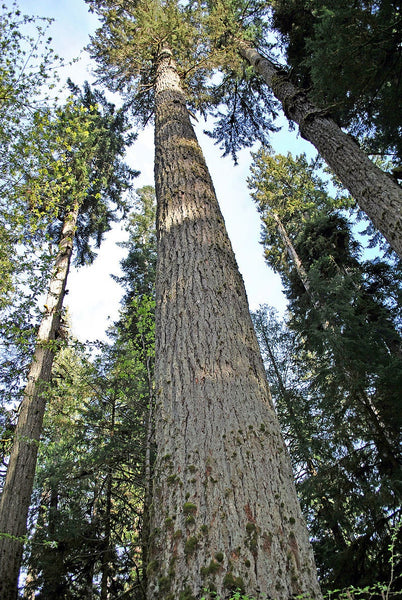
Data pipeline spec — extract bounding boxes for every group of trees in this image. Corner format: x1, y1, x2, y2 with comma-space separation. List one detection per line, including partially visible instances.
248, 149, 402, 589
0, 1, 401, 599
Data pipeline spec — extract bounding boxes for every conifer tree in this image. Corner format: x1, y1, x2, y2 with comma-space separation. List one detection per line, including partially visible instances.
86, 1, 321, 598
249, 150, 402, 589
269, 0, 402, 163
201, 0, 402, 258
252, 305, 402, 590
24, 187, 156, 599
0, 86, 137, 600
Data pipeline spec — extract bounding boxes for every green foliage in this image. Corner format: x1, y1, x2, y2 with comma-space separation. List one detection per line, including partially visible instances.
23, 182, 157, 598
248, 146, 351, 274
86, 0, 211, 122
270, 0, 402, 163
0, 2, 62, 152
25, 323, 152, 596
86, 0, 280, 160
250, 150, 402, 591
0, 2, 63, 313
114, 186, 157, 301
0, 78, 137, 423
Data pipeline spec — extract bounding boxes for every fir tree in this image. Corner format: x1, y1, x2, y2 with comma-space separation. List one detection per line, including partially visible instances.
201, 0, 402, 258
249, 150, 402, 590
0, 85, 137, 599
270, 0, 402, 163
86, 1, 322, 597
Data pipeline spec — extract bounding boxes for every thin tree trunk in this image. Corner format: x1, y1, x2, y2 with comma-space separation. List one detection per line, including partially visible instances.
100, 471, 112, 600
141, 328, 155, 595
355, 390, 401, 478
22, 490, 50, 600
100, 392, 116, 600
239, 43, 402, 259
272, 212, 313, 299
41, 485, 67, 599
148, 47, 321, 600
0, 201, 79, 600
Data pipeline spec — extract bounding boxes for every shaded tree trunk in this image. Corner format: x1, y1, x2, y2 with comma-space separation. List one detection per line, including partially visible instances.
100, 391, 116, 600
22, 490, 50, 600
147, 47, 321, 600
142, 328, 155, 595
100, 471, 113, 600
40, 486, 67, 599
239, 43, 402, 259
0, 201, 79, 600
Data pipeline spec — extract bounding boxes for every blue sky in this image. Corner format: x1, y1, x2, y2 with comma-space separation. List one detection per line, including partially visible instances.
18, 0, 316, 341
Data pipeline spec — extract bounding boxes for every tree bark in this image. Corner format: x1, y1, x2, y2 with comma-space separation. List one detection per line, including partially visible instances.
147, 47, 321, 600
272, 212, 313, 299
40, 486, 67, 599
239, 43, 402, 259
100, 391, 116, 600
142, 327, 155, 595
0, 202, 79, 600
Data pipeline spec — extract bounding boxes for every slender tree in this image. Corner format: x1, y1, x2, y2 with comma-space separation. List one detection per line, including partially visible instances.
24, 190, 157, 599
240, 45, 402, 257
0, 88, 136, 599
87, 2, 321, 597
248, 149, 402, 588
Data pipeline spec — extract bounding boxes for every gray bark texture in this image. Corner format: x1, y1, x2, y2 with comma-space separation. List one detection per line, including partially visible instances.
272, 213, 313, 300
0, 203, 78, 600
147, 47, 321, 600
239, 43, 402, 259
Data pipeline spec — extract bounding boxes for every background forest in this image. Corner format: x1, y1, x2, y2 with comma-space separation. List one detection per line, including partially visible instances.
0, 0, 401, 599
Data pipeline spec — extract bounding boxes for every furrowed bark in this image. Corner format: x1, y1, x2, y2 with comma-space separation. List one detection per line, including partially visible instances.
239, 43, 402, 259
147, 47, 321, 600
0, 202, 79, 600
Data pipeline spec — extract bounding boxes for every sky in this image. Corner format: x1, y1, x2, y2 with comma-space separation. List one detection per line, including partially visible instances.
18, 0, 316, 341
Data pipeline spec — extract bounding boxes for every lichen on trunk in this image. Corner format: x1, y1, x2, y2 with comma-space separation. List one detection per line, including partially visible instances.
148, 47, 321, 600
0, 202, 79, 600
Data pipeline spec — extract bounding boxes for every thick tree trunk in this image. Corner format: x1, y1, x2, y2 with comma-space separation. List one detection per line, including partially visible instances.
0, 202, 79, 600
239, 43, 402, 259
147, 47, 321, 600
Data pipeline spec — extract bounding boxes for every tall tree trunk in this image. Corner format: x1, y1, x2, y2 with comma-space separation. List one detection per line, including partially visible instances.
22, 489, 50, 600
148, 47, 321, 600
239, 43, 402, 259
100, 391, 116, 600
141, 328, 155, 595
0, 202, 79, 600
272, 212, 314, 299
41, 486, 67, 599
